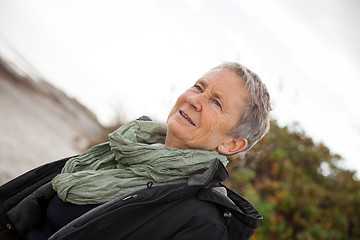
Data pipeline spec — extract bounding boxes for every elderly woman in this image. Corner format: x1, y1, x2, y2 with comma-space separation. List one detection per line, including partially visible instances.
0, 62, 271, 240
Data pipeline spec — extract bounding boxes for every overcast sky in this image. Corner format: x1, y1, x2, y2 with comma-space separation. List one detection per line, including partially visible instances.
0, 0, 359, 176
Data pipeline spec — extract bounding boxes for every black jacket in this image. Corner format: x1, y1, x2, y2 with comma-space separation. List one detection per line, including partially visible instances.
0, 157, 262, 240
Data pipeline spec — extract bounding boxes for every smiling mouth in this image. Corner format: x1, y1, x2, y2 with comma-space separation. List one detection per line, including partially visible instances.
180, 110, 196, 126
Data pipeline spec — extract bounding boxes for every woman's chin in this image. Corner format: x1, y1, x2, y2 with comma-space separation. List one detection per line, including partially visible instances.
166, 122, 192, 143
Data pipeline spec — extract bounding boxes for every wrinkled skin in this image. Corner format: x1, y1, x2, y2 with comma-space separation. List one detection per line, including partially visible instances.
165, 68, 248, 154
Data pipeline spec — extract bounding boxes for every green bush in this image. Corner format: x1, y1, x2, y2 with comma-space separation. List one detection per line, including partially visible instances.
224, 120, 360, 239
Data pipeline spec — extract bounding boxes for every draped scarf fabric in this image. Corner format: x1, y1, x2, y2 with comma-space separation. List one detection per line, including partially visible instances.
52, 120, 228, 205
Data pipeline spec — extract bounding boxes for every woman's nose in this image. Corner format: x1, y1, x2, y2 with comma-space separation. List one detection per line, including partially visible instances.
187, 94, 203, 111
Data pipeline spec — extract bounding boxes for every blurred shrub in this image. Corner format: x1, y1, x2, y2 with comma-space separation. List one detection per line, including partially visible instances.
224, 120, 360, 239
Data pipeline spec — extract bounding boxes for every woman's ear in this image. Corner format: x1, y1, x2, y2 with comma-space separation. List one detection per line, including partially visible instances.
218, 137, 247, 155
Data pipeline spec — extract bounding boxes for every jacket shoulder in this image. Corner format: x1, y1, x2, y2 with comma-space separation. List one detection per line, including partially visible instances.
0, 157, 70, 206
0, 157, 72, 240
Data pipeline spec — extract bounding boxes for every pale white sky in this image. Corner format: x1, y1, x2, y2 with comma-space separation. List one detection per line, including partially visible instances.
0, 0, 359, 176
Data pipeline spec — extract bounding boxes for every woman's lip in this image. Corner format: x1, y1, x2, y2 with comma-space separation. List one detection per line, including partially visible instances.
179, 110, 196, 126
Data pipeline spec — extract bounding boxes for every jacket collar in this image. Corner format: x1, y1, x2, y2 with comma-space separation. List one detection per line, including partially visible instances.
187, 158, 228, 186
188, 158, 263, 229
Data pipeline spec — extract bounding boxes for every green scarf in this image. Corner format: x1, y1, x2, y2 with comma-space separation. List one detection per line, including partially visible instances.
52, 119, 228, 205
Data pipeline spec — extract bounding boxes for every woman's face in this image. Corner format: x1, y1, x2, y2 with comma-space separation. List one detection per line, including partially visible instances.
166, 68, 248, 152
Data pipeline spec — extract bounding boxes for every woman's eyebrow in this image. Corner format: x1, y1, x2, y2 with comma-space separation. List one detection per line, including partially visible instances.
195, 79, 207, 89
214, 92, 223, 101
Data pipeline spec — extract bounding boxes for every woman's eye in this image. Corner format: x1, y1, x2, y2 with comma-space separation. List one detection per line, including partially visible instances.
194, 85, 203, 92
214, 100, 222, 109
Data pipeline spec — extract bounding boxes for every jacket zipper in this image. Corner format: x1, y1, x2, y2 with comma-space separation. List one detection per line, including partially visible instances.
121, 194, 138, 201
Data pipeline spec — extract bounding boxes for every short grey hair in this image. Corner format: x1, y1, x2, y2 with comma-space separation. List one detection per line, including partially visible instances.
212, 62, 271, 152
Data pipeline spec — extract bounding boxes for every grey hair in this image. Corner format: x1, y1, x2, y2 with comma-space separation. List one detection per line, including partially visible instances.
212, 62, 271, 152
